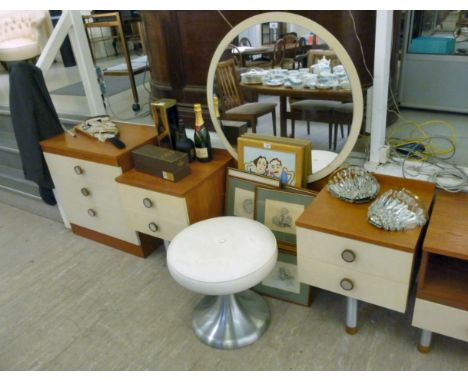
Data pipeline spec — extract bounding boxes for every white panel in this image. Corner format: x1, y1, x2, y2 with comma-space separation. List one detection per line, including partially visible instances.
117, 183, 189, 224
399, 54, 468, 113
412, 299, 468, 342
297, 227, 413, 284
298, 258, 409, 312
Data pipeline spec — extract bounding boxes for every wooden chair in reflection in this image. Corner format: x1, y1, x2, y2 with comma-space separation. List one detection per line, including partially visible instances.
331, 102, 353, 151
281, 33, 299, 69
239, 37, 252, 46
216, 59, 277, 135
289, 100, 353, 151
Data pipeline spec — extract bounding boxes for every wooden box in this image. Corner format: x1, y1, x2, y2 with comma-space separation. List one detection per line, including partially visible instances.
132, 144, 190, 182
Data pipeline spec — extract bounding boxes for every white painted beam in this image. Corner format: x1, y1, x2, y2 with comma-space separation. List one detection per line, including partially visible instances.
36, 10, 105, 116
368, 10, 394, 167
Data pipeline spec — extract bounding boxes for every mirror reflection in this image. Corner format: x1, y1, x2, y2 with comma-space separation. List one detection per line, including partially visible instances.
213, 21, 354, 171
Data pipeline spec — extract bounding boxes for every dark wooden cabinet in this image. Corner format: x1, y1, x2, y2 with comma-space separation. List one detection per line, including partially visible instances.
142, 11, 377, 127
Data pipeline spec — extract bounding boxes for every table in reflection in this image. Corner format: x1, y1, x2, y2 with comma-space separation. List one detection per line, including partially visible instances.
239, 82, 352, 137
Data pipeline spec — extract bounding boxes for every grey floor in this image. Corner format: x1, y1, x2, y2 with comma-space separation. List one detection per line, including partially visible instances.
0, 202, 467, 371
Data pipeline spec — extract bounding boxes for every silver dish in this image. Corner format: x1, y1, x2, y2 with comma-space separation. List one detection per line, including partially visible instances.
367, 188, 427, 231
327, 166, 380, 203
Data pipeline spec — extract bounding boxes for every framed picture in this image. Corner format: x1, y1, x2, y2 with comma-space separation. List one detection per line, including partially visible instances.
254, 249, 312, 306
254, 186, 317, 249
225, 168, 280, 219
237, 136, 305, 187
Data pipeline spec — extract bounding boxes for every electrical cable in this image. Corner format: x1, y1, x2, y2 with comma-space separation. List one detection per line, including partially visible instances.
348, 10, 468, 192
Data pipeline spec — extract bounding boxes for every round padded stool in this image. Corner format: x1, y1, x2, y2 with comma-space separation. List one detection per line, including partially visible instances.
167, 216, 277, 349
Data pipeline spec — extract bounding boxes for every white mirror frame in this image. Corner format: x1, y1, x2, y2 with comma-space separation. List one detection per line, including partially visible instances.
207, 12, 364, 183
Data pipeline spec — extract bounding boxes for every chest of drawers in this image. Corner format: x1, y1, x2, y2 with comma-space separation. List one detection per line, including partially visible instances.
296, 174, 435, 334
412, 191, 468, 352
115, 149, 233, 241
40, 123, 161, 257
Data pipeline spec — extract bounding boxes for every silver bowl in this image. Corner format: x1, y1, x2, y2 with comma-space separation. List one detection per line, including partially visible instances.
327, 166, 380, 203
367, 188, 427, 231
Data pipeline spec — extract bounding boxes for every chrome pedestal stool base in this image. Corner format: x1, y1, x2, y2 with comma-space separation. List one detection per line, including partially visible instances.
192, 290, 270, 349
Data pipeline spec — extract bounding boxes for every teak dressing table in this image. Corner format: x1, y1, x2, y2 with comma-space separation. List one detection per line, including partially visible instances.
40, 122, 161, 257
296, 174, 436, 334
412, 190, 468, 352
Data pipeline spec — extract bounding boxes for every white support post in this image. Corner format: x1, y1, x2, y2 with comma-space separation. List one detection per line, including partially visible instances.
36, 10, 105, 116
367, 10, 394, 168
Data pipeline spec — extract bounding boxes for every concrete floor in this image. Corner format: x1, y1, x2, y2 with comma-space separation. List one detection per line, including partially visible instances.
0, 202, 467, 371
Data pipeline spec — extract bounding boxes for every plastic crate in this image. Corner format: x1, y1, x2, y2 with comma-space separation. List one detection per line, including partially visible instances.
409, 36, 455, 54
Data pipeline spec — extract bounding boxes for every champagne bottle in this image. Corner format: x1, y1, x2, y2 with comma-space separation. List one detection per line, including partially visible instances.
193, 103, 212, 162
175, 118, 196, 162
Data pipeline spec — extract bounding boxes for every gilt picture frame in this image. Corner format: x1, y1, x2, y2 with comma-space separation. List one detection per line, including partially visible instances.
254, 249, 313, 306
254, 185, 317, 249
237, 136, 305, 187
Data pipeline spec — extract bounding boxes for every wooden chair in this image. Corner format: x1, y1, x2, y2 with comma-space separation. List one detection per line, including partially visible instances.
220, 44, 241, 67
281, 33, 299, 69
216, 59, 277, 135
272, 38, 286, 68
290, 100, 340, 149
331, 102, 353, 151
289, 100, 353, 151
239, 37, 252, 46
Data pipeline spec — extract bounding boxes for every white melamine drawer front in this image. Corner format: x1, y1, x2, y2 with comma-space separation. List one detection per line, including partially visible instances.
117, 183, 189, 224
297, 227, 413, 284
124, 209, 188, 241
59, 199, 139, 245
298, 258, 409, 312
44, 153, 122, 185
412, 299, 468, 342
51, 176, 122, 211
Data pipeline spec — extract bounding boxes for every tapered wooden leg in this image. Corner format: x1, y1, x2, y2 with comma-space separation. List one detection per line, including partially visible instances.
417, 329, 432, 353
291, 118, 295, 138
251, 119, 257, 134
345, 297, 358, 335
307, 121, 310, 135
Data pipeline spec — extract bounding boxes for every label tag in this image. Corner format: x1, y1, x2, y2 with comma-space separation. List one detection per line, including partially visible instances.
162, 171, 175, 181
195, 147, 209, 159
263, 143, 271, 149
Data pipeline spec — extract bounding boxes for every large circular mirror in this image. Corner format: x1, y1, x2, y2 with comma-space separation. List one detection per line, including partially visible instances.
207, 12, 364, 183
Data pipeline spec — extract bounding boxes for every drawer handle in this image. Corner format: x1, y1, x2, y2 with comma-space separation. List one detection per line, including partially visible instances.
148, 222, 159, 232
340, 278, 354, 291
81, 188, 91, 197
74, 165, 84, 175
341, 249, 356, 263
143, 198, 153, 208
87, 208, 97, 217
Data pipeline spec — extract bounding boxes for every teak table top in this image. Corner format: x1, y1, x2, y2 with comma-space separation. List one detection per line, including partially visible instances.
40, 122, 157, 170
423, 191, 468, 260
296, 174, 436, 252
115, 149, 233, 197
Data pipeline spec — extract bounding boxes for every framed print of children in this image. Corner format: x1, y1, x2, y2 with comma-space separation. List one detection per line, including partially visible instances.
242, 146, 297, 185
245, 155, 268, 175
268, 158, 295, 185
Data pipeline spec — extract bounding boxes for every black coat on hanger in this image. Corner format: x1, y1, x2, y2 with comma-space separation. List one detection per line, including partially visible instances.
9, 62, 63, 194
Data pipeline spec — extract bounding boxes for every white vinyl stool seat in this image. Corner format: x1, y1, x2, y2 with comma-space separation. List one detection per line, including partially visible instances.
167, 216, 277, 349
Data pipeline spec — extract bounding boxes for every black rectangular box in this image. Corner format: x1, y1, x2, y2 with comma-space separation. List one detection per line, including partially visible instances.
132, 145, 190, 182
